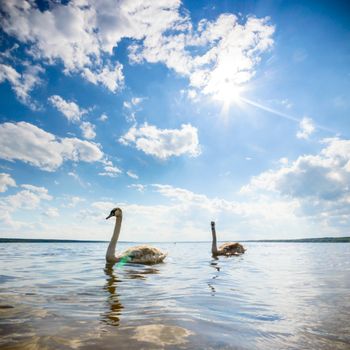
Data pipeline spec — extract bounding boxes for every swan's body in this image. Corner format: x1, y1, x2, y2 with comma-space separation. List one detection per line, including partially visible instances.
211, 221, 245, 256
106, 208, 166, 265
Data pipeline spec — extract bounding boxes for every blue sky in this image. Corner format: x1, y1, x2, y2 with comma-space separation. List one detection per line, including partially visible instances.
0, 0, 350, 241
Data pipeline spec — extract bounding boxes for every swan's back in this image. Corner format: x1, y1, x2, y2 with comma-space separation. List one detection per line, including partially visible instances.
119, 245, 166, 264
218, 242, 245, 256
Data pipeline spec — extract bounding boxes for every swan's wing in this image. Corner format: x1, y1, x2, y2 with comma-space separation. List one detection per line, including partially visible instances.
119, 245, 166, 264
218, 242, 245, 255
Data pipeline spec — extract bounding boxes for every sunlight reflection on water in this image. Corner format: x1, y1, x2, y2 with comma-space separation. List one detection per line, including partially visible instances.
0, 242, 349, 349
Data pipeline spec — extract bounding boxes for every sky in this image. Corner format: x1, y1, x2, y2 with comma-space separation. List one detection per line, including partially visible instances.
0, 0, 350, 242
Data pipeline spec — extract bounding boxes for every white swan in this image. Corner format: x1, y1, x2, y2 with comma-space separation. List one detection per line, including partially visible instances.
211, 221, 245, 257
105, 208, 166, 265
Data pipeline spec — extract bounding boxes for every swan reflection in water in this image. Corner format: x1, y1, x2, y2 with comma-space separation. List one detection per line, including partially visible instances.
102, 264, 124, 327
207, 259, 221, 295
102, 264, 160, 327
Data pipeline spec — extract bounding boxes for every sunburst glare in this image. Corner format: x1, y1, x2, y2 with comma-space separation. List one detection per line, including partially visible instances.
213, 82, 245, 114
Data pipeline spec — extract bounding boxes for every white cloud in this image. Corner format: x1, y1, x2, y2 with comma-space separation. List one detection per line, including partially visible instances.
241, 137, 350, 230
280, 99, 293, 109
123, 101, 131, 109
49, 95, 86, 122
0, 122, 104, 171
152, 184, 299, 221
63, 196, 85, 208
123, 97, 145, 123
99, 165, 122, 178
120, 123, 201, 159
297, 117, 315, 139
80, 121, 96, 139
1, 1, 274, 97
124, 97, 144, 109
187, 89, 198, 101
82, 62, 124, 92
43, 207, 60, 218
242, 138, 350, 200
0, 0, 99, 71
99, 113, 108, 122
129, 14, 274, 100
127, 170, 139, 179
131, 97, 143, 105
0, 0, 183, 92
128, 184, 146, 192
49, 95, 96, 139
86, 184, 304, 241
0, 184, 52, 229
0, 63, 43, 108
68, 171, 91, 188
5, 184, 52, 210
0, 173, 16, 192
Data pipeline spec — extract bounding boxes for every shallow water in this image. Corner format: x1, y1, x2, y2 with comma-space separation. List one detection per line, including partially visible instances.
0, 242, 349, 349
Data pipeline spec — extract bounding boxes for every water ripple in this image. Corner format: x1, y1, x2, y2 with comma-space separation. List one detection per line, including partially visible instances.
0, 242, 349, 349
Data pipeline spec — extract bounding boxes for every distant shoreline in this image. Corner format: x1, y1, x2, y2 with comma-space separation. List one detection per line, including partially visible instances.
0, 237, 349, 243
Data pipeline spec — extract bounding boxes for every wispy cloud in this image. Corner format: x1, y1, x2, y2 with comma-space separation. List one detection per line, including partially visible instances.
49, 95, 87, 122
127, 171, 139, 179
0, 63, 43, 108
241, 96, 335, 134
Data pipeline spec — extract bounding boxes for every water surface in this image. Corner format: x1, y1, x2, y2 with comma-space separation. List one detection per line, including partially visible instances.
0, 242, 349, 349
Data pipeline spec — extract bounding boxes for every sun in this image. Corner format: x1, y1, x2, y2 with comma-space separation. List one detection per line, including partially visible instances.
213, 82, 244, 113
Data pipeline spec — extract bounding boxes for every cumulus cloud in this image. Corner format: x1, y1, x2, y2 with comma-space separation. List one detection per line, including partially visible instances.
241, 137, 350, 229
0, 173, 16, 192
129, 14, 274, 100
242, 138, 350, 199
6, 184, 52, 210
49, 95, 86, 122
1, 1, 274, 97
119, 123, 201, 159
0, 184, 52, 228
0, 0, 181, 92
0, 122, 104, 171
297, 117, 315, 139
82, 62, 124, 92
0, 63, 43, 108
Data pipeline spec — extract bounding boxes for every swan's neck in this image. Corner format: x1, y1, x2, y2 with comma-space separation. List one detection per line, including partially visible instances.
211, 221, 218, 255
106, 216, 122, 263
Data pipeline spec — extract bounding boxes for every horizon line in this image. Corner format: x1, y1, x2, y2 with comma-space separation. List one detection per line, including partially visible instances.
0, 237, 349, 243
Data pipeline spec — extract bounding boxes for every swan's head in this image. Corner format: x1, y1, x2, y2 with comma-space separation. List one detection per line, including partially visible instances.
106, 207, 122, 220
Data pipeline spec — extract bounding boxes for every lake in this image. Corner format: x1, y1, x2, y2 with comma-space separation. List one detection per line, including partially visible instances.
0, 242, 349, 349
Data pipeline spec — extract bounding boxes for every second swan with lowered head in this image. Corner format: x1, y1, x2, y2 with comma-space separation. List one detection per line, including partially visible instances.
106, 208, 166, 265
211, 221, 245, 256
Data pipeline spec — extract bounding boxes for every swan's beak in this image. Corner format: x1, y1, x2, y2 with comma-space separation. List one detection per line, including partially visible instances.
106, 214, 113, 220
